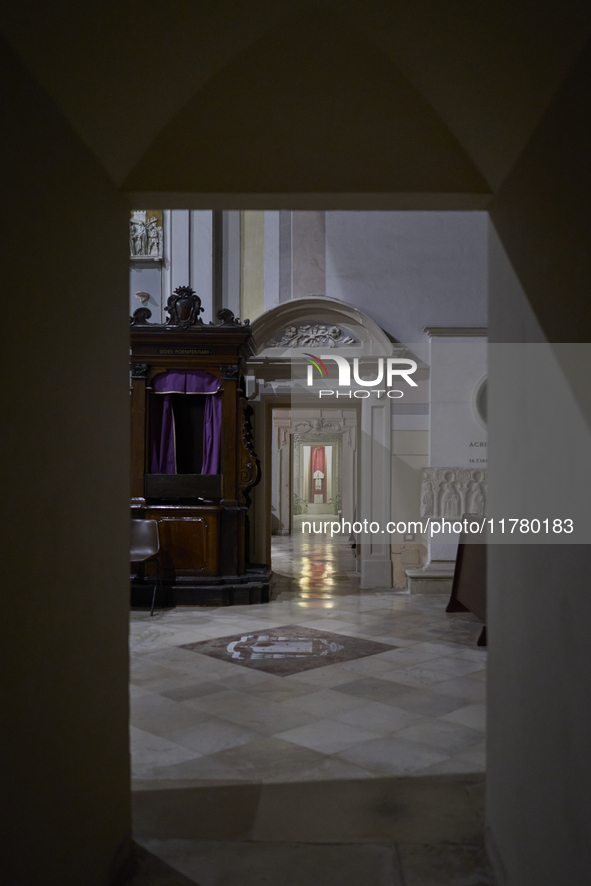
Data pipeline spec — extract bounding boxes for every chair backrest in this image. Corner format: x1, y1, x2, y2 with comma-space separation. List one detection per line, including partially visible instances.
130, 519, 160, 562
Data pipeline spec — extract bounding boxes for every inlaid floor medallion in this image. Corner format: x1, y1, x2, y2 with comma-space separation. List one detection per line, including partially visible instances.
180, 625, 398, 676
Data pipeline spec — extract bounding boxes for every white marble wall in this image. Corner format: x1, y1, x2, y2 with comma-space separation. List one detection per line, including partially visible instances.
427, 331, 488, 560
429, 338, 488, 468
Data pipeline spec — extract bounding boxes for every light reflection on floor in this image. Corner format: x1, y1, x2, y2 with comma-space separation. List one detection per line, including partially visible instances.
271, 526, 358, 606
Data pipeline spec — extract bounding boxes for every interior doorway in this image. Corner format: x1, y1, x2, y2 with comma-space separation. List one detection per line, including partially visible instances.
270, 407, 357, 540
295, 441, 337, 515
127, 215, 488, 885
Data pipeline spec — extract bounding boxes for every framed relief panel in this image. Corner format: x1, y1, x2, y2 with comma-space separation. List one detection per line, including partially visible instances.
130, 209, 164, 260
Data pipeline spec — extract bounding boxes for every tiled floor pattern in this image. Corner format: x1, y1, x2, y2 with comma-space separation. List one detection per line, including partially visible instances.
181, 623, 398, 675
130, 537, 486, 783
130, 534, 490, 884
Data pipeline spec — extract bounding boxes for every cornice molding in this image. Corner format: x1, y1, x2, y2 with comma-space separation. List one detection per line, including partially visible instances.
423, 326, 488, 338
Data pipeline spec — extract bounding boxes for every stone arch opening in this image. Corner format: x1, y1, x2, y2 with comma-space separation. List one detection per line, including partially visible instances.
247, 296, 401, 588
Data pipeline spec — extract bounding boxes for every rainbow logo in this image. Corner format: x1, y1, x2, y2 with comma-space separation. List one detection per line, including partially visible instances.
303, 353, 329, 377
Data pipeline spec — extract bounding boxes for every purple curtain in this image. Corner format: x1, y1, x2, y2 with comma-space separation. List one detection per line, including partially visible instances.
149, 394, 176, 474
202, 393, 222, 474
149, 370, 222, 474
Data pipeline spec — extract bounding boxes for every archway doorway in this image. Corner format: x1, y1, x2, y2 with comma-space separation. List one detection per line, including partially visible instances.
268, 402, 361, 607
125, 211, 489, 885
247, 296, 407, 590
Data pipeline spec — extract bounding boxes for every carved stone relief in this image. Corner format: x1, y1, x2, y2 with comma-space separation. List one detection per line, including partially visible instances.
293, 417, 343, 434
420, 468, 487, 518
130, 210, 164, 259
277, 426, 290, 448
268, 324, 358, 348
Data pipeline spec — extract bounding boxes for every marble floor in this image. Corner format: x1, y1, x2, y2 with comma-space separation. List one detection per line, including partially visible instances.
129, 534, 491, 885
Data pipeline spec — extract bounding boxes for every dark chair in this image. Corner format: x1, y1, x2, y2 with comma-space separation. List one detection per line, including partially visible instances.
130, 519, 163, 616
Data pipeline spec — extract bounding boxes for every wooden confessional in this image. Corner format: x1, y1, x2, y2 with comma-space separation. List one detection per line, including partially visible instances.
130, 286, 269, 605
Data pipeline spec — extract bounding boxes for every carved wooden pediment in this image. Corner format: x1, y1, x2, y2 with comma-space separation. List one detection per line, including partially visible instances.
130, 287, 251, 331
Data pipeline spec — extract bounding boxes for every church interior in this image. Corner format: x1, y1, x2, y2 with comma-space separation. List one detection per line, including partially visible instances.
3, 3, 591, 885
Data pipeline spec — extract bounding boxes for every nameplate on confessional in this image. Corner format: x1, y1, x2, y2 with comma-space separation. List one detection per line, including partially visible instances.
157, 347, 213, 356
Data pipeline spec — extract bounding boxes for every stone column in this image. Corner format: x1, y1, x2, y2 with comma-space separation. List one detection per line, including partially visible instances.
341, 422, 356, 525
272, 412, 291, 535
292, 211, 326, 299
241, 210, 265, 322
359, 396, 393, 588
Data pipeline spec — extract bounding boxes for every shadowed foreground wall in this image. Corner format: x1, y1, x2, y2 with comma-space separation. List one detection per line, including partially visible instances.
487, 39, 591, 885
1, 42, 131, 885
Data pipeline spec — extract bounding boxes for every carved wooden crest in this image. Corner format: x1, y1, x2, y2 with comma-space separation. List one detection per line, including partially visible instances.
165, 286, 204, 328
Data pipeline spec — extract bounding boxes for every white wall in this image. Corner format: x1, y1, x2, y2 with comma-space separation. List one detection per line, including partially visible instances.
326, 211, 488, 344
429, 339, 487, 468
129, 261, 161, 320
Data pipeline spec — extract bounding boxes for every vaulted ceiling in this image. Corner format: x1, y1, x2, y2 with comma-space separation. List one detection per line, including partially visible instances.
1, 0, 590, 205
